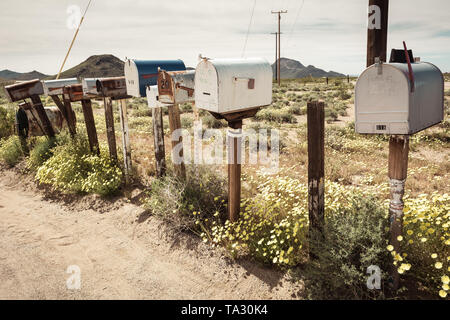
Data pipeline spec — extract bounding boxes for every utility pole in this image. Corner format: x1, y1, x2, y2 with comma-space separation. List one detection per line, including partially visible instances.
271, 10, 287, 85
367, 0, 389, 67
270, 32, 282, 81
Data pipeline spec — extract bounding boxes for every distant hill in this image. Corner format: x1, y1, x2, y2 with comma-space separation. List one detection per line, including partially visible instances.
48, 54, 125, 79
272, 58, 345, 79
0, 69, 49, 81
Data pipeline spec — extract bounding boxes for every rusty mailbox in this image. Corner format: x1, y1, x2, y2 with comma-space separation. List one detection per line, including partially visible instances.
194, 58, 272, 116
96, 76, 129, 100
124, 59, 186, 97
355, 52, 444, 135
42, 78, 79, 96
17, 102, 66, 136
4, 79, 44, 102
158, 70, 195, 105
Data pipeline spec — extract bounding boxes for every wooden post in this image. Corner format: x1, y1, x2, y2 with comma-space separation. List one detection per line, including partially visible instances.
29, 95, 55, 138
227, 120, 243, 222
307, 101, 325, 252
152, 107, 166, 177
326, 77, 329, 85
80, 99, 100, 155
119, 99, 132, 183
367, 0, 389, 67
104, 97, 118, 162
388, 135, 409, 289
167, 105, 186, 179
57, 95, 77, 137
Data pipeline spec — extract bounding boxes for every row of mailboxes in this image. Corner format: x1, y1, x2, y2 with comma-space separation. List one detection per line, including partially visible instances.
125, 58, 273, 117
355, 56, 444, 135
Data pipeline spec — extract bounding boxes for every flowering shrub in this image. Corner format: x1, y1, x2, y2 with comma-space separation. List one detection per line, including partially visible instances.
0, 135, 24, 167
388, 193, 450, 298
36, 136, 122, 196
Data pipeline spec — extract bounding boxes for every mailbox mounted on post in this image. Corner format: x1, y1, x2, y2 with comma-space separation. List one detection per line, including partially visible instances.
96, 76, 129, 100
195, 57, 272, 118
124, 59, 186, 97
4, 79, 44, 102
42, 78, 79, 96
64, 84, 96, 102
158, 70, 195, 105
146, 85, 163, 108
355, 51, 444, 135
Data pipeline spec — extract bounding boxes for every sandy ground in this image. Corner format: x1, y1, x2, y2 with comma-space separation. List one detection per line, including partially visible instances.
0, 168, 301, 300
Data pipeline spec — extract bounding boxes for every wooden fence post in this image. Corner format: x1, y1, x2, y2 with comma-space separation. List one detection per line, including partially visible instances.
307, 101, 325, 255
119, 99, 132, 183
388, 135, 409, 289
58, 95, 77, 137
367, 0, 389, 67
104, 97, 118, 162
167, 105, 186, 179
29, 95, 55, 138
227, 120, 243, 222
80, 99, 100, 155
152, 107, 166, 177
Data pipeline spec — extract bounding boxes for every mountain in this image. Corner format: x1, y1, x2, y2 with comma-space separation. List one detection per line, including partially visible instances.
0, 69, 49, 80
48, 54, 125, 79
272, 58, 345, 79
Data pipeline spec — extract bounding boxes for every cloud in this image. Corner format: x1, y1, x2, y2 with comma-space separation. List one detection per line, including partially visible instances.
0, 0, 449, 75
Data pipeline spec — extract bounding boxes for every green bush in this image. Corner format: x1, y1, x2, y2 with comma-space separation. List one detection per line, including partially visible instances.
255, 107, 297, 123
143, 166, 227, 231
36, 136, 123, 196
303, 195, 391, 300
0, 105, 15, 139
0, 135, 24, 167
202, 114, 227, 129
27, 137, 56, 170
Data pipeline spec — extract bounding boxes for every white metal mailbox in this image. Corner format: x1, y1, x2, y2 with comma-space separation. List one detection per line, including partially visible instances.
82, 78, 101, 96
195, 58, 272, 115
146, 85, 164, 108
355, 61, 444, 134
158, 70, 195, 105
42, 78, 79, 96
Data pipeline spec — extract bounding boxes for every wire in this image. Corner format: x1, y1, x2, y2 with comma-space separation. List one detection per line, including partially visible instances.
286, 0, 305, 48
242, 0, 257, 57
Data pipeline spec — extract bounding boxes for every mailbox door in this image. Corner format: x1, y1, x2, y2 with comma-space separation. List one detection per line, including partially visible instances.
173, 71, 195, 105
195, 60, 219, 113
82, 78, 100, 96
355, 64, 411, 134
146, 86, 163, 108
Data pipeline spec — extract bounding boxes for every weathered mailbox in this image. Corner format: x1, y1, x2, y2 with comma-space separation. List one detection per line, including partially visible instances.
355, 61, 444, 135
18, 103, 66, 136
96, 77, 129, 100
42, 78, 79, 96
124, 59, 186, 97
4, 79, 44, 102
158, 70, 195, 105
82, 78, 101, 96
146, 85, 163, 108
195, 57, 272, 116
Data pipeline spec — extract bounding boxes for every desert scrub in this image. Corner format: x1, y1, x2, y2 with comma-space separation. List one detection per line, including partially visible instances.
27, 136, 60, 170
0, 135, 24, 167
255, 107, 296, 124
36, 136, 122, 196
196, 170, 388, 269
143, 166, 227, 232
0, 105, 15, 139
389, 193, 450, 298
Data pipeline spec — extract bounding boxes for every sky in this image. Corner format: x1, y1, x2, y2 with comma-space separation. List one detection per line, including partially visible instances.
0, 0, 449, 76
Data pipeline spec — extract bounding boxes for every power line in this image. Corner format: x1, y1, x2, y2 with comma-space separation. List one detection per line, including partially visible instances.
242, 0, 257, 57
286, 0, 305, 48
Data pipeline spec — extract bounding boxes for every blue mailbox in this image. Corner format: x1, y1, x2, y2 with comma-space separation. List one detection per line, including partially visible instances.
124, 59, 186, 97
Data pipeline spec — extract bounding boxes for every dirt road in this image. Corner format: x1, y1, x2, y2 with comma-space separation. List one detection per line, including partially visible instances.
0, 169, 301, 300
